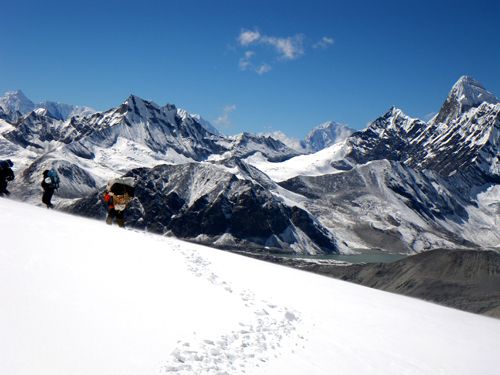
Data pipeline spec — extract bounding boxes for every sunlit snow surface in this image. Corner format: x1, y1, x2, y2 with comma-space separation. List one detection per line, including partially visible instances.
1, 198, 499, 375
245, 141, 349, 182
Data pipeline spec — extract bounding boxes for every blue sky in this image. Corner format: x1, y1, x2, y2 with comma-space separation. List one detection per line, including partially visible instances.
1, 0, 499, 138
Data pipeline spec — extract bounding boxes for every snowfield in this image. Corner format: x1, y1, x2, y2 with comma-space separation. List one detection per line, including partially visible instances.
1, 198, 499, 375
245, 141, 349, 182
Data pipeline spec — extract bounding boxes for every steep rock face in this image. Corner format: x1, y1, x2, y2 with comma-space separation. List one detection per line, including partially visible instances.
67, 162, 340, 254
63, 96, 298, 163
345, 77, 499, 186
279, 160, 489, 252
432, 76, 499, 125
177, 109, 221, 136
346, 107, 426, 165
301, 121, 354, 152
3, 109, 96, 149
66, 95, 223, 160
412, 102, 500, 186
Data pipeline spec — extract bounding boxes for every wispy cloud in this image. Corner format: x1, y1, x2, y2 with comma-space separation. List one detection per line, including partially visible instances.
255, 63, 272, 75
214, 104, 236, 128
239, 51, 255, 70
313, 36, 334, 49
236, 28, 331, 74
259, 130, 303, 151
237, 29, 304, 60
239, 51, 272, 75
260, 34, 305, 60
238, 30, 261, 46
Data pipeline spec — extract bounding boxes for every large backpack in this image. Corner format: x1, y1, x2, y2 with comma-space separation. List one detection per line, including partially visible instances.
0, 159, 13, 170
47, 169, 60, 189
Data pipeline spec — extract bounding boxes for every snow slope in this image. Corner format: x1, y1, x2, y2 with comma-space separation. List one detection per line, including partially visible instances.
245, 140, 350, 182
1, 198, 499, 375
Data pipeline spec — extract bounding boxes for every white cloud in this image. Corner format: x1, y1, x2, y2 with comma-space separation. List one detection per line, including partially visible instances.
238, 29, 261, 46
239, 51, 271, 75
313, 36, 334, 49
261, 34, 305, 60
236, 28, 332, 74
239, 51, 255, 71
256, 63, 272, 75
259, 131, 304, 151
214, 104, 236, 128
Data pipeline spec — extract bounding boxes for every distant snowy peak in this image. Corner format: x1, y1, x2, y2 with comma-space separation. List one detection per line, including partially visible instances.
433, 76, 499, 124
37, 101, 96, 121
0, 90, 96, 122
0, 90, 35, 121
301, 121, 354, 152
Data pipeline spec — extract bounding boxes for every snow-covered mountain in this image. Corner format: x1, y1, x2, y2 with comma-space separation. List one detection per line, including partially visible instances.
345, 81, 499, 186
0, 90, 35, 122
1, 76, 498, 254
2, 198, 500, 375
261, 122, 354, 153
67, 160, 340, 254
247, 76, 500, 251
301, 121, 354, 152
431, 75, 499, 124
0, 90, 96, 122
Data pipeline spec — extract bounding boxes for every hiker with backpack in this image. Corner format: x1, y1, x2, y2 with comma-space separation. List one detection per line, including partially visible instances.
0, 159, 15, 196
41, 169, 60, 208
103, 177, 135, 228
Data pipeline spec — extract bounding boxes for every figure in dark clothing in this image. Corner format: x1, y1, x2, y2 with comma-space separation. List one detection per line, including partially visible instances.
103, 177, 135, 228
41, 170, 56, 208
0, 159, 14, 196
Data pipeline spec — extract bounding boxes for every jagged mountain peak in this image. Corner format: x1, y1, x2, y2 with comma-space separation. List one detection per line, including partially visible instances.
382, 106, 407, 118
370, 107, 417, 132
433, 76, 499, 124
0, 89, 35, 115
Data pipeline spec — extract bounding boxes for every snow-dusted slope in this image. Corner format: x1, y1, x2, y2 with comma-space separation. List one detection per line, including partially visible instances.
246, 140, 350, 181
1, 198, 499, 375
